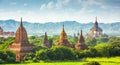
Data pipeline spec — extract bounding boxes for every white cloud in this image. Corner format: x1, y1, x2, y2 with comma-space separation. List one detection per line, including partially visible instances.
40, 1, 54, 10
40, 0, 71, 10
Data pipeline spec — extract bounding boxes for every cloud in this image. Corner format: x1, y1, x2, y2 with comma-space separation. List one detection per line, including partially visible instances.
40, 1, 54, 10
40, 0, 71, 10
56, 0, 70, 8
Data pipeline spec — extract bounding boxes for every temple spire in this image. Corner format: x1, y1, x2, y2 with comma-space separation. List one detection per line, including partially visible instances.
94, 16, 98, 27
20, 17, 23, 26
80, 29, 82, 36
43, 32, 51, 48
8, 18, 35, 62
62, 24, 65, 32
44, 32, 48, 40
78, 29, 84, 43
75, 29, 88, 50
57, 24, 71, 47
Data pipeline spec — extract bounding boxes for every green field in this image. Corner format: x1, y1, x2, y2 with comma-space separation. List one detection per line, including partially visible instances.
4, 57, 120, 65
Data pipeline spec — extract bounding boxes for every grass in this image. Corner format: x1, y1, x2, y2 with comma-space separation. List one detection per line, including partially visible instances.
3, 57, 120, 65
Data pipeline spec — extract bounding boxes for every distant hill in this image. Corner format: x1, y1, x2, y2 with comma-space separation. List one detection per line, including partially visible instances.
0, 19, 120, 36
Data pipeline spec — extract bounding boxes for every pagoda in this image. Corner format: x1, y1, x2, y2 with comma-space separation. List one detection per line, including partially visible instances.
75, 29, 88, 50
43, 32, 52, 48
8, 18, 35, 62
56, 25, 71, 47
87, 17, 108, 38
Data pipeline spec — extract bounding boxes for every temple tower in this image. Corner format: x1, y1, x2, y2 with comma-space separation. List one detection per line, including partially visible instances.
87, 17, 108, 38
8, 18, 34, 62
75, 29, 88, 50
43, 32, 51, 48
56, 25, 71, 47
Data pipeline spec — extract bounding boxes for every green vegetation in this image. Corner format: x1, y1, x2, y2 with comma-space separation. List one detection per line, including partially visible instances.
0, 36, 120, 64
5, 57, 120, 65
24, 46, 77, 62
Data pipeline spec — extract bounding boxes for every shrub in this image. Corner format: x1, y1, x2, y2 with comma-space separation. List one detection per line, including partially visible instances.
0, 59, 6, 64
35, 49, 49, 60
24, 53, 35, 61
5, 57, 15, 63
0, 51, 7, 60
50, 46, 64, 60
46, 50, 56, 60
50, 46, 77, 60
83, 61, 100, 65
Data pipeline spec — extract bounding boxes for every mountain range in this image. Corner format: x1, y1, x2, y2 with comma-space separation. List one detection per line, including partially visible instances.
0, 19, 120, 36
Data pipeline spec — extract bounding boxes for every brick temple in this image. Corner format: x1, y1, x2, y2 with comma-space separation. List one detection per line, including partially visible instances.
43, 32, 52, 48
87, 17, 108, 38
56, 25, 71, 47
75, 29, 88, 50
8, 18, 35, 62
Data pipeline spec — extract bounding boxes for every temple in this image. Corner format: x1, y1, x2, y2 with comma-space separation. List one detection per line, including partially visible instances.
56, 25, 71, 47
75, 29, 88, 50
0, 27, 14, 38
8, 18, 35, 62
87, 17, 108, 38
43, 32, 52, 48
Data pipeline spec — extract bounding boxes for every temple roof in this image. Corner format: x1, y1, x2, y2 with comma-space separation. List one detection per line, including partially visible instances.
75, 29, 88, 50
59, 24, 68, 41
44, 32, 48, 41
90, 17, 102, 32
57, 24, 70, 47
14, 17, 29, 44
78, 29, 85, 43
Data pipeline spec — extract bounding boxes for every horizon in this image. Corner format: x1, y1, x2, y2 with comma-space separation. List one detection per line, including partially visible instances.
0, 0, 120, 23
0, 19, 120, 24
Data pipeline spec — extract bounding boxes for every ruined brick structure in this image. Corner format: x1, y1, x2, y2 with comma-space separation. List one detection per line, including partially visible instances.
75, 29, 88, 50
8, 18, 34, 62
57, 25, 71, 47
43, 32, 52, 48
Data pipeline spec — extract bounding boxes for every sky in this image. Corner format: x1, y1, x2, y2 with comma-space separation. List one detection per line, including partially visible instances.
0, 0, 120, 23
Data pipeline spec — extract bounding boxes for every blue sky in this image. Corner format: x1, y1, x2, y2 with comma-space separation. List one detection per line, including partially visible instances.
0, 0, 120, 23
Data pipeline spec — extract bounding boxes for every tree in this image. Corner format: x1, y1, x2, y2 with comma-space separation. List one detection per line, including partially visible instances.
94, 44, 112, 57
50, 46, 77, 60
35, 49, 49, 60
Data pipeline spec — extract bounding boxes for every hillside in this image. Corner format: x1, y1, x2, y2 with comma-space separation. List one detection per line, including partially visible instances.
0, 19, 120, 36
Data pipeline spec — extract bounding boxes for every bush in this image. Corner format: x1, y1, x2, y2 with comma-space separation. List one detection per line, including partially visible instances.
50, 46, 77, 60
35, 49, 49, 60
0, 59, 6, 64
5, 57, 15, 63
24, 53, 35, 61
0, 51, 7, 60
50, 46, 64, 60
94, 44, 112, 57
46, 50, 56, 60
83, 61, 100, 65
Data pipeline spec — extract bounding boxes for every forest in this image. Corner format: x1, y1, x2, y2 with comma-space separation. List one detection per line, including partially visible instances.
0, 35, 120, 65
